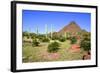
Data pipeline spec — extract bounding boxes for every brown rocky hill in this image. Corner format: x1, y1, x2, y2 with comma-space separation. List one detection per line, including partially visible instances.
58, 21, 81, 35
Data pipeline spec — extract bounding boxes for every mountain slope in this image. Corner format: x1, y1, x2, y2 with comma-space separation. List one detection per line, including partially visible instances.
58, 21, 81, 35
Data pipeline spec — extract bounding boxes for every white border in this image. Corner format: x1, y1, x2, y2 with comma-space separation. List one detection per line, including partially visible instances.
16, 3, 96, 70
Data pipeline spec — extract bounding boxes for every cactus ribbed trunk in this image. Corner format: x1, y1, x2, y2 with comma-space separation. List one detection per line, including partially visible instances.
36, 25, 39, 38
51, 24, 53, 38
45, 24, 48, 38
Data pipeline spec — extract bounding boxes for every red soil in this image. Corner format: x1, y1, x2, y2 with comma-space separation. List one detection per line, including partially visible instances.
41, 52, 60, 60
69, 44, 80, 53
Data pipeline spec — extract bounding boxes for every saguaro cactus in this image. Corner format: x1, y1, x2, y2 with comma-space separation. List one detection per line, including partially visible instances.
50, 24, 53, 38
45, 24, 48, 38
36, 25, 39, 35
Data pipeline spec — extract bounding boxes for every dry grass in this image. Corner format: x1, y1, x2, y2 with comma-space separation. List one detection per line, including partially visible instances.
22, 40, 85, 63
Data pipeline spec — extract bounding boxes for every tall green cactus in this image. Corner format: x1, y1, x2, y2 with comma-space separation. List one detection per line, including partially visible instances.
50, 24, 53, 38
45, 24, 48, 38
36, 25, 38, 35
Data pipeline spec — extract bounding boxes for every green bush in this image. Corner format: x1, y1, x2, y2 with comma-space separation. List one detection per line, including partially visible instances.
80, 40, 90, 51
80, 33, 91, 51
51, 36, 58, 40
59, 37, 66, 42
70, 37, 77, 44
42, 38, 50, 42
80, 32, 91, 51
48, 41, 60, 53
32, 39, 39, 47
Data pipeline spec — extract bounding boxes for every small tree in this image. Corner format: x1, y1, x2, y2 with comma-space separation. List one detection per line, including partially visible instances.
80, 32, 91, 51
80, 39, 90, 51
59, 37, 66, 42
30, 33, 37, 39
66, 32, 72, 39
38, 34, 45, 42
42, 37, 50, 42
51, 32, 59, 40
32, 39, 39, 47
70, 37, 77, 44
48, 41, 60, 53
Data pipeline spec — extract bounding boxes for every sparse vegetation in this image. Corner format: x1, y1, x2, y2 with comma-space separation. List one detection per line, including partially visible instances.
80, 32, 91, 51
42, 37, 50, 42
22, 21, 91, 62
70, 37, 77, 44
59, 37, 66, 42
32, 39, 40, 47
48, 41, 60, 53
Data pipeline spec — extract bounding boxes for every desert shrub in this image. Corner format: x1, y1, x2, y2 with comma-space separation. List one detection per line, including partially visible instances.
37, 35, 45, 41
48, 41, 60, 53
32, 39, 39, 47
66, 32, 72, 39
80, 40, 90, 51
70, 37, 77, 44
59, 37, 66, 42
23, 31, 29, 37
42, 37, 50, 42
51, 36, 59, 40
80, 33, 91, 51
30, 33, 37, 38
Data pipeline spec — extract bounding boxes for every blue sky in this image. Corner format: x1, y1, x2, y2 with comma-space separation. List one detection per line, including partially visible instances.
22, 10, 91, 34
